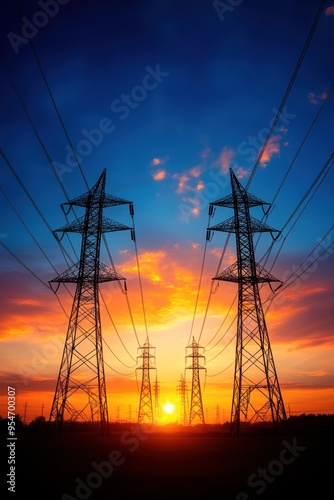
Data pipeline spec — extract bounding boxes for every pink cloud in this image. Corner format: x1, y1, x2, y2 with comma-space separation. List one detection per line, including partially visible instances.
325, 5, 334, 15
260, 134, 281, 167
151, 157, 161, 166
152, 169, 166, 181
216, 147, 235, 173
189, 166, 202, 177
307, 90, 328, 105
173, 173, 191, 193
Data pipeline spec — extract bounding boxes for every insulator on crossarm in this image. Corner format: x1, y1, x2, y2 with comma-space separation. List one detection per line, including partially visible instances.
208, 204, 214, 216
129, 203, 134, 217
206, 229, 212, 241
263, 204, 272, 216
53, 231, 65, 242
131, 229, 136, 241
61, 203, 72, 216
271, 230, 282, 241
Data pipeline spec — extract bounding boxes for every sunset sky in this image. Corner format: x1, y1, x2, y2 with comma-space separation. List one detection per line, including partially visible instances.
0, 0, 333, 424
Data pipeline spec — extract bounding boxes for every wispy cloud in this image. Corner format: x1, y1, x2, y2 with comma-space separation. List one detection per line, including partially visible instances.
325, 5, 334, 15
260, 134, 281, 166
307, 90, 328, 105
215, 147, 236, 173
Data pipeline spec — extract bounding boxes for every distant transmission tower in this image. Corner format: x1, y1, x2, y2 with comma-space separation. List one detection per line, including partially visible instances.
215, 404, 221, 425
48, 169, 132, 434
154, 376, 162, 424
137, 338, 156, 424
207, 168, 287, 436
186, 337, 206, 425
177, 374, 189, 426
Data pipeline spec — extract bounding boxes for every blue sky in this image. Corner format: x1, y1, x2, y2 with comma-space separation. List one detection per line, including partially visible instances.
0, 0, 334, 420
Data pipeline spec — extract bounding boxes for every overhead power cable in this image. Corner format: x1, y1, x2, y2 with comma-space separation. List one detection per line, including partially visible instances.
246, 0, 327, 189
204, 156, 333, 355
0, 240, 68, 318
264, 225, 334, 312
2, 13, 146, 355
12, 0, 89, 190
0, 147, 75, 269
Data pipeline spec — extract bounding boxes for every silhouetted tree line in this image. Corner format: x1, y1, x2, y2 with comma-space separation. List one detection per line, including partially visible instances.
1, 413, 333, 433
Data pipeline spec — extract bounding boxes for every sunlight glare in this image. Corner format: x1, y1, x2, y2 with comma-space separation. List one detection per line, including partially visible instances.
163, 402, 175, 415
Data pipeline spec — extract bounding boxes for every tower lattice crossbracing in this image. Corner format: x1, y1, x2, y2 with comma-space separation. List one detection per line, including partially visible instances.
186, 337, 206, 425
137, 338, 156, 424
48, 169, 132, 434
207, 168, 288, 436
177, 374, 189, 426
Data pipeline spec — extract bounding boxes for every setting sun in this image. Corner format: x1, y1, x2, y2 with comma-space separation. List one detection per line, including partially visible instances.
163, 402, 175, 415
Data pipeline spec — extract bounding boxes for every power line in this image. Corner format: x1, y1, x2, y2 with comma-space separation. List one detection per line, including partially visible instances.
12, 0, 89, 191
246, 0, 327, 189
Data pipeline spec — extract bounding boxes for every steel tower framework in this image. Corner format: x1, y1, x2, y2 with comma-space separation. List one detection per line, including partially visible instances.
48, 169, 132, 434
137, 338, 156, 424
177, 374, 189, 426
153, 376, 161, 424
208, 168, 287, 436
186, 337, 206, 425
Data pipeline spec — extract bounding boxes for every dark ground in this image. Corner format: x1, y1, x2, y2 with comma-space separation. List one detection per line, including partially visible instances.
2, 421, 334, 499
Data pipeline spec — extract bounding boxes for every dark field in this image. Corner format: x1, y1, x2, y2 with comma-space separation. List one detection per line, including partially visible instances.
4, 422, 334, 499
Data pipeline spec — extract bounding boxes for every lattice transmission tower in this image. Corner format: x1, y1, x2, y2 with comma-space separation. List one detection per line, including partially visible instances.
207, 168, 287, 436
48, 169, 132, 434
154, 376, 162, 424
137, 338, 156, 424
186, 337, 206, 425
177, 374, 189, 426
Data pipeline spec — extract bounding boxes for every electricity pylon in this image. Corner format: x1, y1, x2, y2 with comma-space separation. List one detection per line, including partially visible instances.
186, 337, 206, 425
154, 376, 162, 424
137, 338, 156, 424
48, 169, 132, 434
177, 374, 189, 426
207, 168, 287, 436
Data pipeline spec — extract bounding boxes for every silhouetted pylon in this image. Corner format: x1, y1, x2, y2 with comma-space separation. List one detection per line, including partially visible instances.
207, 168, 287, 436
48, 169, 132, 435
177, 374, 189, 426
137, 338, 156, 424
186, 337, 206, 425
154, 376, 162, 424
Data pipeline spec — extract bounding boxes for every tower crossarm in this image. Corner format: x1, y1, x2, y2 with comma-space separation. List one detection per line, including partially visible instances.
53, 216, 132, 237
208, 216, 280, 236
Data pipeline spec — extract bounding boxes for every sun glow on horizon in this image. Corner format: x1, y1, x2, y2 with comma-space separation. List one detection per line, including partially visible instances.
163, 402, 175, 415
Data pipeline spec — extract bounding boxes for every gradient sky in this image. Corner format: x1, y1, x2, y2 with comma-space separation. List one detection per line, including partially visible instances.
0, 0, 333, 424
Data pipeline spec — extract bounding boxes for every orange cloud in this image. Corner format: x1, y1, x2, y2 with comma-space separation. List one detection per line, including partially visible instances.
173, 173, 191, 193
216, 147, 235, 173
152, 169, 166, 181
150, 155, 169, 166
260, 134, 281, 166
151, 157, 161, 166
325, 5, 334, 15
189, 166, 202, 177
179, 197, 201, 218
